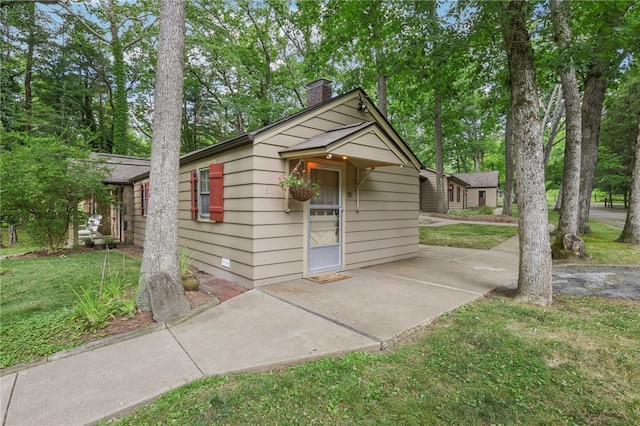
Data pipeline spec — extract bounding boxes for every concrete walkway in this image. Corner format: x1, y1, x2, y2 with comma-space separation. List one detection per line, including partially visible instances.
1, 241, 521, 426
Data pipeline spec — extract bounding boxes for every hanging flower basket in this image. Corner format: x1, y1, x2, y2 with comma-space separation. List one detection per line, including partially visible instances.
278, 159, 320, 201
289, 186, 316, 201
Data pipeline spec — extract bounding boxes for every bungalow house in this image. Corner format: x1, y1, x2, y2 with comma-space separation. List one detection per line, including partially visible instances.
419, 169, 499, 212
132, 79, 423, 289
451, 171, 499, 209
82, 153, 150, 244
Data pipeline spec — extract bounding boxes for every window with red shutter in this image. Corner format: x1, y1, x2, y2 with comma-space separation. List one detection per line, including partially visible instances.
209, 163, 224, 222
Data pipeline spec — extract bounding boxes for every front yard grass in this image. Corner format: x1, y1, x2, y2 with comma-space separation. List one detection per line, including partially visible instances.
112, 294, 640, 425
419, 224, 518, 250
0, 227, 38, 256
0, 250, 141, 368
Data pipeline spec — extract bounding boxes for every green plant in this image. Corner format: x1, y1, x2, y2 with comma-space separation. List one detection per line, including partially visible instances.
277, 160, 320, 197
104, 237, 117, 249
180, 245, 194, 276
84, 239, 95, 248
72, 252, 138, 330
71, 286, 115, 330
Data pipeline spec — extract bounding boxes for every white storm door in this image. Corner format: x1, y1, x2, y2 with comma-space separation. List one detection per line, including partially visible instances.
308, 165, 342, 274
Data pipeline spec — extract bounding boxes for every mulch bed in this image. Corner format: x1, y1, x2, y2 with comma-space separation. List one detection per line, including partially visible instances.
14, 244, 247, 343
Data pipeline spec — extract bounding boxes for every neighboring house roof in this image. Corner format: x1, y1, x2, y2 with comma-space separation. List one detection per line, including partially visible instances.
451, 171, 499, 188
90, 153, 150, 184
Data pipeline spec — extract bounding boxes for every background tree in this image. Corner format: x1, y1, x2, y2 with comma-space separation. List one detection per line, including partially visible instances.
56, 0, 157, 155
138, 0, 190, 322
501, 0, 552, 306
550, 0, 582, 255
576, 2, 635, 233
0, 139, 109, 250
598, 64, 640, 208
617, 116, 640, 244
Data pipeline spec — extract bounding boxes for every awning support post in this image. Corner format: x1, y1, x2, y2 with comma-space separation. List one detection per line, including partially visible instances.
356, 167, 375, 212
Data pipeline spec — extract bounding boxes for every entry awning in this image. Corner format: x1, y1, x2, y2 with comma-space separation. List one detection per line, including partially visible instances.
279, 122, 410, 169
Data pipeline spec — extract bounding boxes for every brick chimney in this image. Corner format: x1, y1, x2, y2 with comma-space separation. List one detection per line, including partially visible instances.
306, 78, 333, 107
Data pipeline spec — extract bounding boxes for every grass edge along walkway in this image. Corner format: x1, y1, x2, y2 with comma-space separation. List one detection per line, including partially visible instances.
112, 294, 640, 425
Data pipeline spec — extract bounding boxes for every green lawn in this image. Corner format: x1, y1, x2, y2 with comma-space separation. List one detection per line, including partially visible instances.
420, 224, 518, 250
112, 295, 640, 425
0, 250, 141, 367
420, 209, 638, 265
0, 226, 38, 256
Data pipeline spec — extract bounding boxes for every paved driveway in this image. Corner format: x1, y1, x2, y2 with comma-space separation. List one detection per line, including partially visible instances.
589, 205, 627, 229
262, 245, 520, 344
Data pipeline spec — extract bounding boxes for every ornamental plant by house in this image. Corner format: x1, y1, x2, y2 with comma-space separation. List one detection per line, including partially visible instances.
278, 160, 320, 201
180, 245, 200, 291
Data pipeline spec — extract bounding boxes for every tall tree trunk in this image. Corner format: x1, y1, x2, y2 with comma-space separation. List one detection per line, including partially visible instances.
377, 74, 387, 118
435, 90, 446, 213
138, 0, 190, 322
617, 117, 640, 244
503, 108, 514, 216
543, 84, 564, 167
23, 1, 35, 130
551, 0, 581, 252
8, 224, 18, 245
111, 35, 129, 155
501, 0, 552, 306
578, 59, 607, 234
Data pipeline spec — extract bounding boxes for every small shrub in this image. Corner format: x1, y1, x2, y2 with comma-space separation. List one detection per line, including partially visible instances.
104, 237, 117, 249
72, 286, 114, 330
83, 239, 95, 248
72, 252, 138, 330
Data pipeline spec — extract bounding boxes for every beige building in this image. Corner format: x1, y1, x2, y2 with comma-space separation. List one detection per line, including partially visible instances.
133, 80, 423, 289
451, 171, 499, 209
75, 154, 150, 245
419, 169, 499, 212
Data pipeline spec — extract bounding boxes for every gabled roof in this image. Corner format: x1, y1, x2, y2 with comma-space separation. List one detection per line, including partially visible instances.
179, 87, 423, 170
280, 122, 372, 152
279, 121, 412, 169
451, 171, 499, 188
90, 153, 150, 184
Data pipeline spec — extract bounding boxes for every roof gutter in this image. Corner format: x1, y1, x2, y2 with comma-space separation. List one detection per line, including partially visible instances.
129, 133, 254, 182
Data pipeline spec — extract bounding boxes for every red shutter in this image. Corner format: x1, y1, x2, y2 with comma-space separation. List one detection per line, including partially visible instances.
140, 184, 145, 214
145, 182, 150, 214
190, 169, 198, 220
209, 163, 224, 222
